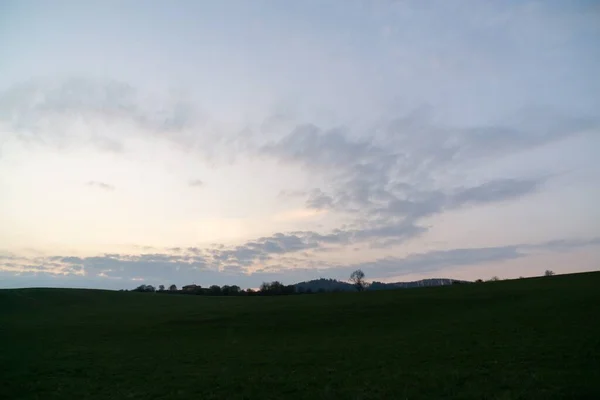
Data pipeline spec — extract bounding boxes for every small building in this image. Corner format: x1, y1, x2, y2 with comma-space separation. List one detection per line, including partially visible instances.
182, 284, 200, 292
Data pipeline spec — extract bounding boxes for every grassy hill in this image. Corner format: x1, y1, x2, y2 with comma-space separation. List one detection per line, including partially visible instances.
1, 272, 599, 399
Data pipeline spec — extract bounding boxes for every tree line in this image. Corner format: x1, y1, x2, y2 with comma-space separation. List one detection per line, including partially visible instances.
131, 269, 369, 296
132, 281, 309, 296
129, 269, 556, 295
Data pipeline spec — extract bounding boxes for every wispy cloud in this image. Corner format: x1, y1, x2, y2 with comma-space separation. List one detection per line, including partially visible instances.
277, 190, 308, 199
260, 117, 560, 248
188, 179, 204, 188
86, 181, 115, 191
0, 77, 205, 154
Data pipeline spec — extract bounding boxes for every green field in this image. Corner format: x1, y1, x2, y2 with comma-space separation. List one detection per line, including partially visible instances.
2, 272, 599, 399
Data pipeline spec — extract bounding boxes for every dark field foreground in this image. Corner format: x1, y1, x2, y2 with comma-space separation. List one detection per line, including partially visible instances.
1, 272, 599, 400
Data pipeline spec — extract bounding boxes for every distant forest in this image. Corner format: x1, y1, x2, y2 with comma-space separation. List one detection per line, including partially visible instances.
130, 277, 469, 296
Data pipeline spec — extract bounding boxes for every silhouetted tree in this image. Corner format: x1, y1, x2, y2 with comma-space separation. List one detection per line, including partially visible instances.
283, 285, 295, 295
169, 284, 177, 291
259, 282, 269, 293
260, 281, 287, 295
158, 285, 165, 292
209, 285, 221, 295
133, 284, 156, 292
220, 285, 240, 295
544, 270, 555, 277
475, 279, 483, 283
350, 269, 366, 291
489, 276, 500, 282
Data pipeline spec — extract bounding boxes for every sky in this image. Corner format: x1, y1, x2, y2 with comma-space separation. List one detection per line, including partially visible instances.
1, 0, 599, 290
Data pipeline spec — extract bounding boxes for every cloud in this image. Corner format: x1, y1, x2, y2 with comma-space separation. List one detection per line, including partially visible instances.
86, 181, 115, 191
259, 109, 593, 244
2, 236, 598, 289
526, 237, 600, 252
450, 178, 544, 206
254, 176, 548, 256
262, 124, 381, 169
367, 178, 545, 221
0, 77, 203, 152
209, 233, 321, 267
355, 236, 600, 279
0, 253, 84, 277
205, 220, 426, 268
278, 189, 308, 199
54, 252, 208, 281
306, 188, 335, 210
91, 136, 125, 153
265, 177, 545, 255
0, 77, 195, 132
353, 246, 524, 278
264, 109, 595, 179
188, 179, 204, 188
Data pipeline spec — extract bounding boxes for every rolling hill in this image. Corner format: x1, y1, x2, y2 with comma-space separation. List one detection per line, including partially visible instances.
1, 272, 599, 399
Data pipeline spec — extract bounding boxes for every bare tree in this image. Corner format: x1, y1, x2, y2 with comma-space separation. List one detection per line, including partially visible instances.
544, 270, 555, 277
350, 269, 366, 292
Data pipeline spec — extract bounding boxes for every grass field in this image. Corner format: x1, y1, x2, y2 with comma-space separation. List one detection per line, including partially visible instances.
2, 272, 599, 399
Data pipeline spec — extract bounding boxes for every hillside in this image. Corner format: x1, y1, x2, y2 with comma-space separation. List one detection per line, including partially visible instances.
1, 272, 599, 399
